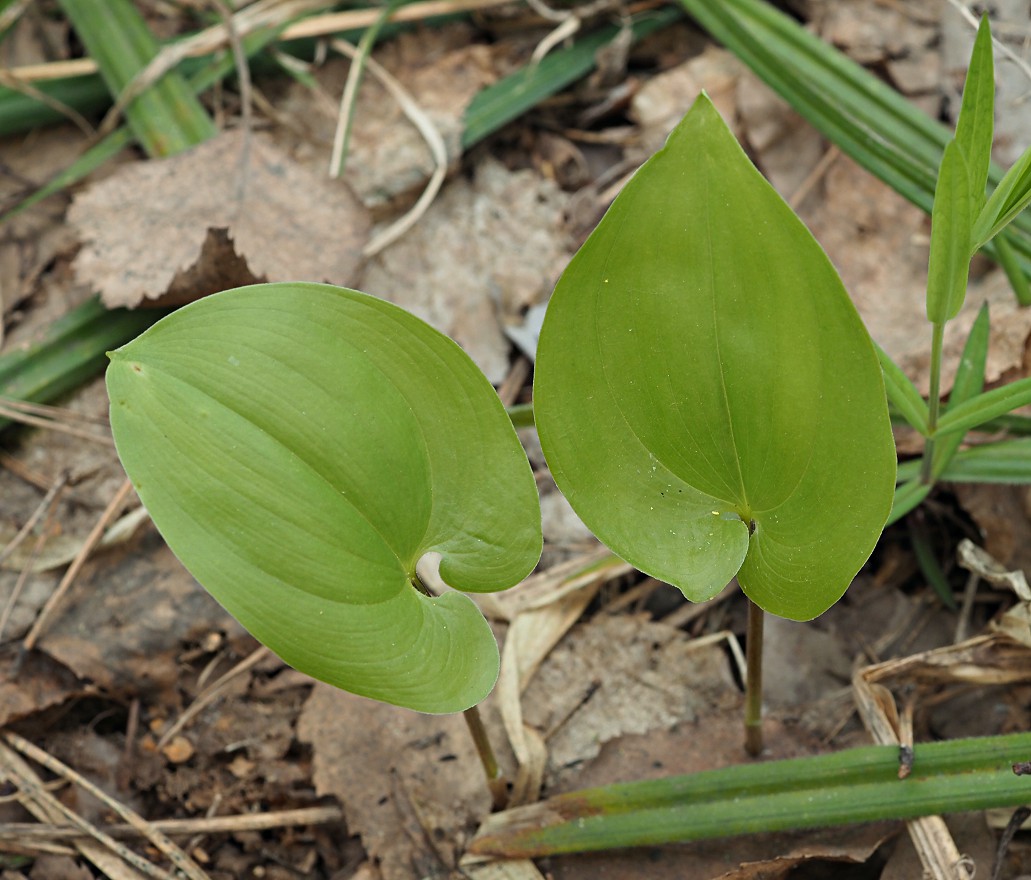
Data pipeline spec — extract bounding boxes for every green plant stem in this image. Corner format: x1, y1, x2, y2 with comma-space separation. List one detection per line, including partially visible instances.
462, 705, 508, 811
411, 571, 507, 809
744, 598, 764, 757
920, 320, 946, 484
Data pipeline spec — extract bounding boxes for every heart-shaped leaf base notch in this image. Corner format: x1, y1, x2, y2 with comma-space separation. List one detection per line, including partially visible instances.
108, 283, 542, 713
534, 94, 896, 621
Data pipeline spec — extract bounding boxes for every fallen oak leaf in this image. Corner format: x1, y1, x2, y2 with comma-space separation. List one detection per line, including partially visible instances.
69, 129, 370, 308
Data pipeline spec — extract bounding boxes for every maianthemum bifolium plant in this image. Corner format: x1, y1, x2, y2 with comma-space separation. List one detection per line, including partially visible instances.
106, 15, 1031, 845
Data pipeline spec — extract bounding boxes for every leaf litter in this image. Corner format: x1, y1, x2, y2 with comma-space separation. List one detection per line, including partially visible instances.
2, 3, 1031, 879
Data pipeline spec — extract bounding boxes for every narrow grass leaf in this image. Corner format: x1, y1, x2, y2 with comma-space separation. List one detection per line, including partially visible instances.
462, 10, 678, 149
876, 343, 929, 436
0, 297, 161, 434
954, 16, 994, 212
926, 140, 973, 322
994, 230, 1031, 306
905, 437, 1031, 484
470, 733, 1031, 856
936, 375, 1031, 438
59, 0, 216, 156
974, 143, 1031, 248
932, 303, 989, 479
908, 514, 956, 609
886, 479, 932, 526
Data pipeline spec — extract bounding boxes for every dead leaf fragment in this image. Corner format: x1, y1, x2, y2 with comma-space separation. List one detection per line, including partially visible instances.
362, 157, 570, 383
298, 684, 495, 880
69, 129, 370, 308
161, 735, 195, 764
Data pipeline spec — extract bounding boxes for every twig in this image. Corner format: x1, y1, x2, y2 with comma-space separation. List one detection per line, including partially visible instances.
330, 38, 448, 256
992, 806, 1031, 880
22, 477, 136, 653
0, 0, 32, 32
954, 569, 980, 643
0, 805, 344, 843
0, 741, 167, 878
0, 69, 95, 135
157, 646, 272, 749
9, 0, 513, 83
3, 732, 211, 880
0, 399, 113, 444
0, 469, 69, 569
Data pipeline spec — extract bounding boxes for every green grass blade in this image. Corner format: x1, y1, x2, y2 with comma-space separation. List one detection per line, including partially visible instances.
58, 0, 216, 156
0, 298, 163, 434
0, 75, 111, 137
0, 24, 282, 225
463, 9, 680, 148
899, 437, 1031, 484
932, 303, 988, 479
887, 479, 932, 525
470, 733, 1031, 857
876, 343, 929, 436
908, 514, 956, 609
0, 128, 133, 224
974, 143, 1031, 248
936, 375, 1031, 438
994, 228, 1031, 306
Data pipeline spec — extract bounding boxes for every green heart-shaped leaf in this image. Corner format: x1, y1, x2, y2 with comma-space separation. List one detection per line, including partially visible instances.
534, 94, 896, 621
107, 282, 541, 713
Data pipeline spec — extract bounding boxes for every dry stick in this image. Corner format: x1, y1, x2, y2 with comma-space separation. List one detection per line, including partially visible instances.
3, 732, 212, 880
0, 741, 168, 879
156, 646, 272, 749
330, 38, 448, 256
0, 400, 113, 444
0, 0, 33, 32
22, 477, 135, 653
0, 805, 344, 843
743, 598, 764, 757
0, 529, 50, 640
0, 469, 69, 568
0, 69, 95, 135
9, 0, 513, 83
0, 395, 111, 424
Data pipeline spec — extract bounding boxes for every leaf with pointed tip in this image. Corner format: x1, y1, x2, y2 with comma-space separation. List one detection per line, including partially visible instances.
974, 143, 1031, 248
107, 282, 542, 714
954, 15, 994, 213
533, 95, 896, 622
926, 139, 973, 323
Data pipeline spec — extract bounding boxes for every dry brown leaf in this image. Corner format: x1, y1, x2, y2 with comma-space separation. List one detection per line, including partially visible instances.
273, 24, 496, 210
735, 69, 826, 199
362, 157, 570, 384
521, 614, 737, 789
807, 0, 939, 67
297, 685, 496, 880
630, 46, 743, 160
69, 129, 369, 308
37, 537, 247, 708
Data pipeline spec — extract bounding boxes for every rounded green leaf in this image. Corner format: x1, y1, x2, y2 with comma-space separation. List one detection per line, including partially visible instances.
107, 282, 541, 713
534, 94, 896, 621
